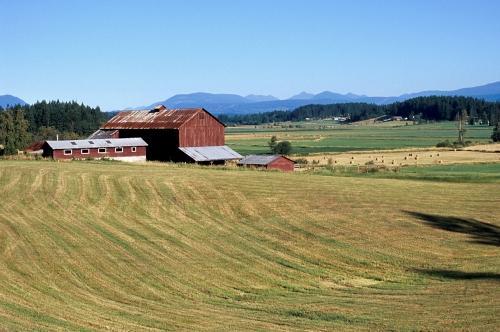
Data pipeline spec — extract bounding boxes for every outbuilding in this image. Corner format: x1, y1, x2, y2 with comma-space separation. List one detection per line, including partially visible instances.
238, 155, 295, 172
89, 105, 241, 163
42, 138, 148, 162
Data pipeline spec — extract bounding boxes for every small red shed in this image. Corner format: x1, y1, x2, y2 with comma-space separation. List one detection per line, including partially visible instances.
238, 155, 295, 172
42, 138, 148, 162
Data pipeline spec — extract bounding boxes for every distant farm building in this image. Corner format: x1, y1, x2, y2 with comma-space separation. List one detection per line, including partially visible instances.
90, 105, 241, 163
24, 141, 45, 155
238, 155, 295, 172
42, 138, 148, 161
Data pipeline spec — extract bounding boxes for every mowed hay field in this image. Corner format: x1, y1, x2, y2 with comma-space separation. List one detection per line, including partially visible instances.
0, 161, 499, 330
301, 146, 500, 167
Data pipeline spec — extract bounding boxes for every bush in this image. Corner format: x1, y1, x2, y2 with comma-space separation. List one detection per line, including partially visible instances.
436, 140, 453, 148
274, 141, 292, 154
492, 124, 500, 142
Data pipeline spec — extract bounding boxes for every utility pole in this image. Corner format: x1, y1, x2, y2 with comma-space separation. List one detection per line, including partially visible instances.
457, 109, 468, 145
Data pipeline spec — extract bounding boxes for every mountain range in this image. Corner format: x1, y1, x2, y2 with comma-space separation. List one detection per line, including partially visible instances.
2, 81, 500, 114
0, 95, 27, 108
138, 81, 500, 114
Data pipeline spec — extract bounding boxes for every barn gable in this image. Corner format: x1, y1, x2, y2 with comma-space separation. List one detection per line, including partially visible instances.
96, 105, 237, 162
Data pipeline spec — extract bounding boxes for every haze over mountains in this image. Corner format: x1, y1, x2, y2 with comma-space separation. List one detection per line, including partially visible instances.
2, 81, 500, 114
139, 81, 500, 114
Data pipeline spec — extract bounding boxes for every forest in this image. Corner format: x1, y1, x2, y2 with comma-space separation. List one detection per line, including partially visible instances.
218, 96, 500, 126
0, 101, 106, 155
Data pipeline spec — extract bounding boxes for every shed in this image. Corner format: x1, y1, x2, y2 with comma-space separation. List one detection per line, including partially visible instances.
94, 105, 240, 163
24, 141, 45, 155
42, 138, 148, 162
238, 155, 295, 172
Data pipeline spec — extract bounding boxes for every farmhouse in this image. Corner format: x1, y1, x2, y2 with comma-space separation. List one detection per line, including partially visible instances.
90, 105, 242, 163
42, 138, 148, 161
238, 155, 295, 172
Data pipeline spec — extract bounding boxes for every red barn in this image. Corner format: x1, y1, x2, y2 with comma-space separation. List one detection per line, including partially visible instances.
238, 155, 295, 172
90, 105, 241, 163
42, 138, 148, 162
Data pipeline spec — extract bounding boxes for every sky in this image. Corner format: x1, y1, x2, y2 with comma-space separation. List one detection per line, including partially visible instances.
1, 0, 500, 110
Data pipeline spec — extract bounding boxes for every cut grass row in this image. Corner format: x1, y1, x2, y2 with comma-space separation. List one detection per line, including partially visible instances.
0, 160, 499, 330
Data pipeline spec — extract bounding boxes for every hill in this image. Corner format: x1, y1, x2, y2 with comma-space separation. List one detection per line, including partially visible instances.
0, 95, 27, 108
0, 161, 498, 330
129, 81, 500, 114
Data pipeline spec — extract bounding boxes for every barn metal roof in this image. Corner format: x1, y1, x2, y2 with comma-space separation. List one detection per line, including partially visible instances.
87, 129, 119, 139
179, 146, 242, 162
238, 155, 295, 165
45, 138, 148, 150
101, 106, 225, 130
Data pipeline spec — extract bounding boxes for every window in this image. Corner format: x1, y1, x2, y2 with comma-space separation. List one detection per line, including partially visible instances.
98, 148, 106, 154
106, 140, 112, 144
198, 113, 205, 120
131, 147, 137, 153
63, 149, 72, 155
115, 147, 123, 153
88, 141, 94, 144
70, 141, 77, 145
81, 149, 89, 154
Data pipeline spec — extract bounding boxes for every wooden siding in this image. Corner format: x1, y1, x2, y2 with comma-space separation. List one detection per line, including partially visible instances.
49, 146, 146, 160
179, 112, 225, 147
267, 157, 295, 172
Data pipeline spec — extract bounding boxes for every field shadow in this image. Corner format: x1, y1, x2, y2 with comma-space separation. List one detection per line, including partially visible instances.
415, 269, 500, 281
405, 211, 500, 247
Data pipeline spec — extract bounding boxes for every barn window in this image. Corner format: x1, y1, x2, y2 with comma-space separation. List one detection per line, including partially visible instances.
70, 141, 77, 145
131, 147, 137, 153
88, 141, 94, 144
198, 113, 205, 120
98, 148, 106, 153
115, 147, 123, 153
81, 149, 89, 154
106, 140, 112, 144
63, 149, 72, 155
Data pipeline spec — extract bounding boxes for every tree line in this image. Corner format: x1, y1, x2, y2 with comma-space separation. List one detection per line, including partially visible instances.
218, 96, 500, 126
0, 101, 107, 155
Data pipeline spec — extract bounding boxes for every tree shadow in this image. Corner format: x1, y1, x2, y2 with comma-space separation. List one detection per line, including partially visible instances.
405, 211, 500, 247
415, 269, 500, 280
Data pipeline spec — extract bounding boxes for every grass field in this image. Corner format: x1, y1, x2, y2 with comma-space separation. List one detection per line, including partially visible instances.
226, 122, 494, 155
0, 160, 499, 330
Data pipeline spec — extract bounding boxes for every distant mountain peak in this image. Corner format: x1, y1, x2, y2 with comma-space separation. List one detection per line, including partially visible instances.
289, 92, 315, 100
0, 95, 27, 108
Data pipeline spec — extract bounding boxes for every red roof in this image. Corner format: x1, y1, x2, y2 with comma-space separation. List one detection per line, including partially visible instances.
24, 141, 45, 152
101, 106, 224, 130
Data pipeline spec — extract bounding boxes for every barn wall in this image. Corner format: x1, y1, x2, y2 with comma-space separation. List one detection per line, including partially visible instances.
179, 112, 224, 147
52, 146, 146, 160
267, 157, 295, 172
117, 129, 182, 161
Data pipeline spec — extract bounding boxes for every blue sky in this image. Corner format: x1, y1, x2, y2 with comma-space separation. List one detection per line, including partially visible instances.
1, 0, 500, 110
